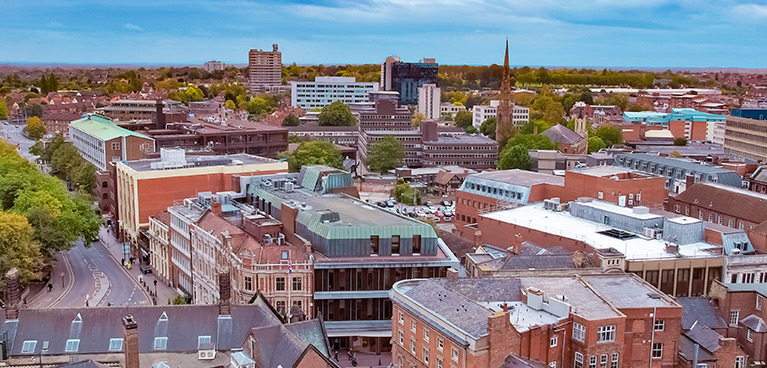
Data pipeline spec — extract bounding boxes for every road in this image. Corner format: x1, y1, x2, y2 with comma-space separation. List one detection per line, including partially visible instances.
0, 121, 150, 308
53, 240, 150, 307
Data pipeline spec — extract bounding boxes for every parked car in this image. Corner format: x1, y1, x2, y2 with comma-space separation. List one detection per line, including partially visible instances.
442, 200, 452, 207
386, 200, 395, 207
426, 201, 433, 207
377, 201, 387, 208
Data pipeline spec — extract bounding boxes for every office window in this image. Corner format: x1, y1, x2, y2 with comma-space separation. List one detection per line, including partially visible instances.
423, 348, 429, 364
550, 336, 558, 347
735, 356, 746, 368
600, 354, 608, 368
597, 325, 615, 342
424, 329, 430, 343
574, 352, 584, 368
154, 337, 168, 350
438, 338, 444, 352
276, 277, 285, 291
399, 312, 404, 324
452, 347, 459, 362
111, 142, 120, 150
652, 343, 663, 359
654, 320, 665, 331
65, 339, 80, 353
730, 311, 740, 326
747, 329, 754, 342
411, 339, 416, 354
21, 340, 37, 353
437, 357, 444, 368
399, 330, 404, 345
589, 355, 597, 368
611, 353, 619, 368
109, 338, 123, 351
370, 235, 379, 255
292, 277, 302, 291
573, 322, 586, 342
276, 301, 286, 314
758, 295, 763, 310
244, 276, 252, 291
411, 320, 417, 332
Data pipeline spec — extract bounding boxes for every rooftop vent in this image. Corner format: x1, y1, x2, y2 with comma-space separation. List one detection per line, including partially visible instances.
598, 229, 638, 240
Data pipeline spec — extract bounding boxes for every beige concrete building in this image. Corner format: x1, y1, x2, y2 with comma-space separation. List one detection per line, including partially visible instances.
248, 44, 282, 94
725, 114, 767, 163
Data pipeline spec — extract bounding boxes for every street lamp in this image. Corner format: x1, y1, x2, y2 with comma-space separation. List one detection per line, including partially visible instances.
60, 272, 64, 288
154, 279, 158, 297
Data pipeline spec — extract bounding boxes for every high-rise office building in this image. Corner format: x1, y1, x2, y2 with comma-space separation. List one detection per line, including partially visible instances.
248, 44, 282, 94
417, 83, 440, 120
380, 56, 438, 105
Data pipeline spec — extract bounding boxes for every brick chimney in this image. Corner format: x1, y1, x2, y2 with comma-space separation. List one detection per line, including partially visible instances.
446, 268, 459, 282
473, 230, 482, 249
218, 271, 231, 315
155, 98, 166, 130
685, 174, 695, 190
210, 197, 222, 217
573, 250, 584, 268
122, 314, 139, 368
509, 234, 523, 255
5, 268, 20, 320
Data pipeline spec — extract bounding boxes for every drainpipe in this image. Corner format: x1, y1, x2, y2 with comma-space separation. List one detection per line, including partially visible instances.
553, 321, 571, 368
649, 306, 657, 368
692, 344, 699, 367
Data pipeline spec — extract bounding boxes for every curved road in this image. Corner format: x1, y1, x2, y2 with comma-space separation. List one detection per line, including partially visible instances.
53, 240, 150, 307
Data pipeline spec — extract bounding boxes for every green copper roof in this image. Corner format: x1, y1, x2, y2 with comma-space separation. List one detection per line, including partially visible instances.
69, 114, 154, 142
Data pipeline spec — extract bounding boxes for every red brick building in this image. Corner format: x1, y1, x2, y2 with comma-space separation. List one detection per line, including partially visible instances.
710, 281, 767, 363
562, 166, 666, 208
390, 273, 682, 368
665, 183, 767, 251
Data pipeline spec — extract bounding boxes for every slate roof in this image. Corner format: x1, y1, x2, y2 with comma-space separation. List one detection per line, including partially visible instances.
495, 254, 576, 270
677, 297, 728, 330
674, 183, 767, 225
541, 124, 582, 145
499, 355, 549, 368
678, 335, 716, 362
741, 314, 767, 333
54, 360, 109, 368
6, 298, 281, 356
684, 322, 722, 353
247, 319, 332, 368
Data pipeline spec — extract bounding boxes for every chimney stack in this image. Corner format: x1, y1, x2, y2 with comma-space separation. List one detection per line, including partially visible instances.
5, 268, 20, 320
446, 268, 459, 282
509, 234, 523, 255
210, 197, 223, 217
155, 98, 166, 130
218, 271, 231, 315
122, 314, 139, 368
573, 250, 584, 268
473, 230, 482, 249
685, 174, 695, 191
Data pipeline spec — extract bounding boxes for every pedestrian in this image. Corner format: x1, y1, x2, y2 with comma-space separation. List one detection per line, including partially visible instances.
47, 284, 52, 292
348, 350, 353, 361
334, 351, 338, 361
121, 258, 125, 266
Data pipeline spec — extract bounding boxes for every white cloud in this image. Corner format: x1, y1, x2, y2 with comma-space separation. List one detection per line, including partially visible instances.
731, 3, 767, 20
123, 23, 144, 31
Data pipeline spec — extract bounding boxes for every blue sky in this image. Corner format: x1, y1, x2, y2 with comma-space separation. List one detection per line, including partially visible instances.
2, 0, 767, 68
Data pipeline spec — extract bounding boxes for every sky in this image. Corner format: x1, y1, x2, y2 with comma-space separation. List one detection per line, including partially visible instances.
2, 0, 767, 68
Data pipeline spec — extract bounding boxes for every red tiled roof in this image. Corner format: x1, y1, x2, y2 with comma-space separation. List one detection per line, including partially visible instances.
674, 183, 767, 225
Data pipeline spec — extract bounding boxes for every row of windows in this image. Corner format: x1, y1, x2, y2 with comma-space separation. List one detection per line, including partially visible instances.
573, 352, 619, 368
731, 272, 767, 284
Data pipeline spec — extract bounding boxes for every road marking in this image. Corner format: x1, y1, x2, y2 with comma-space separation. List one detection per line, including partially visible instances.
48, 252, 75, 308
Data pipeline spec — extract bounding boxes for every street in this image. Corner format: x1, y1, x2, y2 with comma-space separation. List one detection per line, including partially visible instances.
0, 120, 153, 308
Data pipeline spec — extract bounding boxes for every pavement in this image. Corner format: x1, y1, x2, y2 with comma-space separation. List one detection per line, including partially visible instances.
332, 350, 392, 368
98, 227, 181, 305
0, 122, 36, 162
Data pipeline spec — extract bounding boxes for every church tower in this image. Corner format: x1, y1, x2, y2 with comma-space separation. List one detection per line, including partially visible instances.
495, 40, 516, 146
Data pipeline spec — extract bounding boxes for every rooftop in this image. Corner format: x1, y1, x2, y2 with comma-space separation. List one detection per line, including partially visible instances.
541, 124, 582, 145
463, 169, 565, 188
677, 297, 728, 330
123, 153, 278, 172
70, 114, 154, 142
673, 182, 767, 224
481, 202, 719, 260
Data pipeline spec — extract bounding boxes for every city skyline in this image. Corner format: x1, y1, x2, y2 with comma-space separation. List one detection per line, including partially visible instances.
2, 0, 767, 68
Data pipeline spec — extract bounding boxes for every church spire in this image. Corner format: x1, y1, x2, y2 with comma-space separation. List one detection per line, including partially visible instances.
503, 38, 509, 70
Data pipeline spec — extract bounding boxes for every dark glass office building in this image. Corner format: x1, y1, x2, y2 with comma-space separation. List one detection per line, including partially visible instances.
381, 57, 438, 105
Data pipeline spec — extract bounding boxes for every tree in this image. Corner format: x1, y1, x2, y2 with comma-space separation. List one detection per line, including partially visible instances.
587, 136, 606, 153
25, 116, 46, 140
465, 126, 479, 134
673, 137, 688, 146
278, 140, 342, 172
224, 100, 236, 110
172, 84, 205, 104
393, 179, 421, 205
480, 117, 496, 139
171, 295, 188, 305
505, 133, 557, 151
498, 145, 531, 170
0, 100, 7, 120
0, 211, 43, 289
366, 135, 404, 174
318, 101, 355, 126
411, 112, 426, 128
594, 126, 623, 147
282, 114, 300, 127
454, 110, 473, 129
155, 78, 181, 91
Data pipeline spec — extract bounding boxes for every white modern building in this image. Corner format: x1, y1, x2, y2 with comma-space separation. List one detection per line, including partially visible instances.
417, 83, 440, 120
440, 102, 466, 119
290, 76, 379, 109
472, 100, 529, 129
203, 60, 225, 73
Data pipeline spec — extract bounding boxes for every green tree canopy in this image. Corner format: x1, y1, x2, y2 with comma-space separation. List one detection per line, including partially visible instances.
453, 110, 473, 129
282, 114, 300, 127
587, 136, 606, 153
505, 133, 557, 151
0, 211, 43, 289
224, 100, 236, 110
278, 140, 342, 172
0, 100, 7, 120
464, 125, 479, 134
25, 116, 46, 140
318, 101, 355, 126
498, 145, 531, 170
480, 117, 496, 139
393, 178, 421, 206
594, 125, 623, 147
673, 137, 688, 146
366, 135, 404, 174
411, 112, 426, 128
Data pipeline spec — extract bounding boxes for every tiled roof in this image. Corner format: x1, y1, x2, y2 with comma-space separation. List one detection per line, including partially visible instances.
677, 297, 728, 330
541, 124, 582, 145
674, 183, 767, 225
684, 322, 722, 353
741, 314, 767, 333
